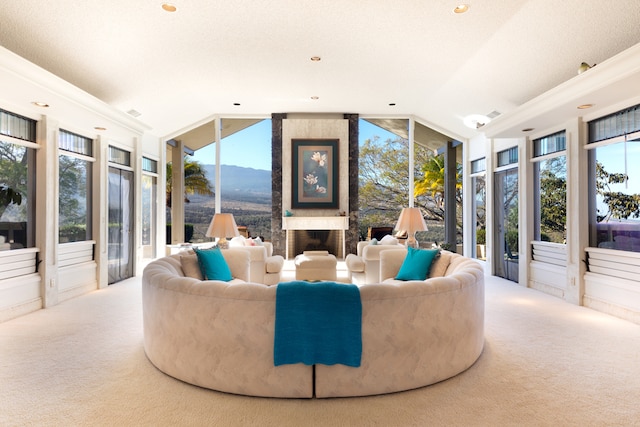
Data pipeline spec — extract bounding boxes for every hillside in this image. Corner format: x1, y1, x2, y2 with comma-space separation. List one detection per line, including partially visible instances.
181, 164, 273, 241
203, 164, 271, 197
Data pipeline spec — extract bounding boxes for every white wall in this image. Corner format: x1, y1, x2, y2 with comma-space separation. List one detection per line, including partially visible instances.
0, 47, 161, 322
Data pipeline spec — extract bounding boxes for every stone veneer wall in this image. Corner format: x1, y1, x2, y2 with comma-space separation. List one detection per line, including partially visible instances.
270, 113, 358, 257
271, 113, 286, 256
345, 114, 359, 256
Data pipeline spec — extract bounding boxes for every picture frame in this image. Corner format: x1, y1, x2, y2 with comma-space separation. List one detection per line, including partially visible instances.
292, 139, 339, 209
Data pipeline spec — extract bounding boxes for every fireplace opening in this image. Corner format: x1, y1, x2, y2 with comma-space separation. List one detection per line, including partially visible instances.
287, 229, 343, 259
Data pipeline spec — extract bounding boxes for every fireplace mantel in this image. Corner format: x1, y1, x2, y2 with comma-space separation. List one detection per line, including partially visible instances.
282, 216, 349, 259
282, 216, 348, 231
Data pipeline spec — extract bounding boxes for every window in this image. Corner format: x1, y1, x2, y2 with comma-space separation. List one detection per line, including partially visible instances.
0, 109, 37, 249
58, 130, 93, 243
471, 157, 486, 174
470, 158, 486, 259
108, 145, 131, 167
588, 104, 640, 252
497, 147, 518, 167
141, 157, 158, 258
533, 131, 566, 243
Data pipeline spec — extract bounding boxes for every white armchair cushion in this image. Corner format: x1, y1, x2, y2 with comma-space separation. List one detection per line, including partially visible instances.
345, 254, 365, 273
265, 255, 284, 274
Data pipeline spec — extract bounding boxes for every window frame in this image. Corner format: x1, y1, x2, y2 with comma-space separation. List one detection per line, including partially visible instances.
531, 131, 567, 244
58, 130, 95, 243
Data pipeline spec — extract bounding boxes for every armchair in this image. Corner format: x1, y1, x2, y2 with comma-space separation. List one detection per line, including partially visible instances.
345, 239, 406, 285
229, 237, 284, 285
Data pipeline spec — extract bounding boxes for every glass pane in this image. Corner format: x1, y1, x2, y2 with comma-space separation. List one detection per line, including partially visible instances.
142, 157, 157, 173
494, 168, 518, 282
0, 109, 36, 142
141, 174, 156, 258
59, 155, 90, 242
473, 175, 486, 259
0, 140, 32, 249
59, 130, 92, 156
108, 146, 131, 166
589, 104, 640, 143
534, 131, 566, 157
592, 139, 640, 251
108, 167, 134, 283
497, 147, 518, 167
538, 156, 566, 243
471, 158, 486, 174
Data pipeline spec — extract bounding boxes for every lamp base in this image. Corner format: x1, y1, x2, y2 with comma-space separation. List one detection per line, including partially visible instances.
406, 235, 419, 248
217, 237, 229, 249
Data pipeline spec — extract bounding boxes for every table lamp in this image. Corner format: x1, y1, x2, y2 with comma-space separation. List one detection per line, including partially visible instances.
205, 213, 239, 249
395, 207, 428, 248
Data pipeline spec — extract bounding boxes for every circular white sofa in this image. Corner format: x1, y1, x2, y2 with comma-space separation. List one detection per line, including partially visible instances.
142, 248, 485, 398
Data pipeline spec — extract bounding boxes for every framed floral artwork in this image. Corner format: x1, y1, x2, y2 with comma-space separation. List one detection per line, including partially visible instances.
292, 139, 339, 208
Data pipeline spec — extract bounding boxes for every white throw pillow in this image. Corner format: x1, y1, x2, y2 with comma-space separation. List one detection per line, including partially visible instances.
379, 235, 399, 245
229, 236, 246, 247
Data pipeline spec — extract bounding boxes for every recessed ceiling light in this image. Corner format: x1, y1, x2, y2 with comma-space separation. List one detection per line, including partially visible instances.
577, 104, 595, 109
310, 56, 321, 62
162, 3, 177, 12
94, 126, 107, 131
311, 96, 319, 100
522, 128, 534, 132
31, 101, 49, 108
454, 4, 469, 13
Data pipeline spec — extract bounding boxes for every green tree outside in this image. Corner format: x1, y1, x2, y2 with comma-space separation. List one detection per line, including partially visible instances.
166, 156, 214, 208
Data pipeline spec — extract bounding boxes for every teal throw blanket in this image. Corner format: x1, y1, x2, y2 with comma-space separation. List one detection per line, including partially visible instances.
274, 281, 362, 367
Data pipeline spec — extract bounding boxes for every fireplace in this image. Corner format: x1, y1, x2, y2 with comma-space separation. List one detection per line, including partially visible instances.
282, 216, 349, 259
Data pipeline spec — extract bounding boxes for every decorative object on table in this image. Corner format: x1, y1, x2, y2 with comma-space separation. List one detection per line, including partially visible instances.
284, 209, 293, 217
578, 62, 595, 74
395, 207, 428, 248
205, 213, 239, 249
292, 139, 338, 209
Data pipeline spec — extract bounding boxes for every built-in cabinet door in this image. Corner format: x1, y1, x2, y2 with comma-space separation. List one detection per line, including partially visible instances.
108, 167, 134, 284
494, 168, 519, 282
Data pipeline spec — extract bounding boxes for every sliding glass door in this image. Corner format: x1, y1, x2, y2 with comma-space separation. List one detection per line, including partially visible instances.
108, 166, 134, 284
494, 168, 519, 282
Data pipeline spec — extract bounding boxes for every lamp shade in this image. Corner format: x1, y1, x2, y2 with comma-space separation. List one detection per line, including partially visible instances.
395, 207, 428, 248
205, 213, 240, 239
395, 207, 428, 234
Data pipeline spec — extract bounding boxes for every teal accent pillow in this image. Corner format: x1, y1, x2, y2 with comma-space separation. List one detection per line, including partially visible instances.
194, 247, 233, 281
395, 247, 440, 281
369, 238, 378, 245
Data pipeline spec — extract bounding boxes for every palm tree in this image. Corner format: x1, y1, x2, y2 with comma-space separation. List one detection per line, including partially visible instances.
166, 156, 214, 208
414, 155, 461, 208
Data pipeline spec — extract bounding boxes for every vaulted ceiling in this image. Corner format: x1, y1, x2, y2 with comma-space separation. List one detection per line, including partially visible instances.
1, 0, 640, 145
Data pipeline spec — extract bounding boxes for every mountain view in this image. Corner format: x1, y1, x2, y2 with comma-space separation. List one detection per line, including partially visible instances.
181, 164, 273, 242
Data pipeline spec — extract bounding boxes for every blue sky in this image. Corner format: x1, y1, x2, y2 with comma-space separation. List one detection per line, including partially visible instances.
191, 119, 399, 171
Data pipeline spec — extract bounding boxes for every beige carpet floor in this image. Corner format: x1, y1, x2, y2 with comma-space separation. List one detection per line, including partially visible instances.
1, 264, 640, 426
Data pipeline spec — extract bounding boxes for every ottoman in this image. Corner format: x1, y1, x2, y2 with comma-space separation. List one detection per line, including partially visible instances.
294, 251, 338, 281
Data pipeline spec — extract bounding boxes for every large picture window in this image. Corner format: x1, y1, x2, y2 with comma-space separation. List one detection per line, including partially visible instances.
58, 130, 93, 243
533, 131, 566, 243
0, 109, 36, 250
588, 104, 640, 252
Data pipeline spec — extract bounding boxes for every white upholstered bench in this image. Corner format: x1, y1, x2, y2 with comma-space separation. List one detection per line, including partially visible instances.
294, 251, 337, 281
